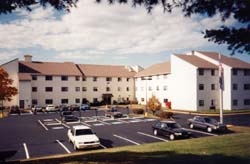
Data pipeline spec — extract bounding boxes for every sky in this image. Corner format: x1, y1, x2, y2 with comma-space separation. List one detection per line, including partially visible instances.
0, 1, 250, 68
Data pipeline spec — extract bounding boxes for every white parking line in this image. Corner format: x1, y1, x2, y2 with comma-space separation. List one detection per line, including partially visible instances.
113, 134, 140, 145
38, 120, 48, 131
44, 119, 54, 122
55, 119, 70, 129
56, 140, 71, 154
137, 132, 168, 142
97, 120, 111, 125
93, 123, 105, 126
23, 143, 30, 159
184, 128, 218, 136
80, 121, 91, 127
100, 144, 107, 149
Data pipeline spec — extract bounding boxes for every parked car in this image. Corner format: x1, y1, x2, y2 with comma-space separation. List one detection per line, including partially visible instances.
31, 105, 43, 113
80, 104, 91, 111
152, 120, 191, 140
187, 116, 227, 133
104, 107, 123, 118
9, 105, 21, 115
68, 125, 100, 150
59, 105, 69, 112
69, 104, 80, 111
62, 115, 80, 123
45, 104, 57, 112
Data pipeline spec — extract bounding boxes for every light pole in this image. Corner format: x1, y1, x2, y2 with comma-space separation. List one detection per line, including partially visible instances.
142, 76, 152, 116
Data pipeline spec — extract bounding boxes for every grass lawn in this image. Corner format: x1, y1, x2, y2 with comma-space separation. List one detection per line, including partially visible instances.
17, 126, 250, 164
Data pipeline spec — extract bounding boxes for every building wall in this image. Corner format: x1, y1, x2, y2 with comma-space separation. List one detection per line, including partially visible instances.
135, 74, 170, 107
231, 69, 250, 109
31, 75, 82, 106
19, 81, 31, 108
169, 55, 197, 111
82, 76, 135, 104
1, 59, 19, 107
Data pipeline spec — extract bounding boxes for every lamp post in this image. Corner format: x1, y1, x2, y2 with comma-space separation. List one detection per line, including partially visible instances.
142, 76, 152, 116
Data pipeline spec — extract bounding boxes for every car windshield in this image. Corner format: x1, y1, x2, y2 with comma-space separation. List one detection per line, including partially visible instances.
75, 129, 94, 136
167, 122, 181, 129
204, 118, 218, 124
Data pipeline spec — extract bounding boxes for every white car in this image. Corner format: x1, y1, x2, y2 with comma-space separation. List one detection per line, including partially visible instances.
45, 104, 57, 112
68, 125, 100, 150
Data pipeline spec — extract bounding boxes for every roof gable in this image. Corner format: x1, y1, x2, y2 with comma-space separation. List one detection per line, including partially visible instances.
197, 51, 250, 69
175, 54, 218, 69
19, 61, 82, 76
135, 61, 170, 77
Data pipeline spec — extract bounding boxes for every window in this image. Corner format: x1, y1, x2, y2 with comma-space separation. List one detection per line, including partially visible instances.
75, 98, 80, 104
106, 87, 110, 92
232, 69, 238, 76
156, 86, 159, 91
118, 87, 122, 91
141, 98, 145, 102
93, 77, 97, 81
211, 69, 215, 76
32, 87, 37, 92
32, 99, 38, 105
82, 77, 86, 81
211, 84, 216, 90
75, 87, 80, 92
244, 99, 250, 105
61, 76, 68, 81
232, 83, 238, 90
232, 99, 238, 106
163, 85, 167, 91
61, 87, 68, 92
126, 87, 129, 91
75, 76, 80, 81
199, 100, 204, 106
149, 86, 152, 91
45, 99, 53, 104
163, 74, 168, 79
93, 98, 98, 102
199, 84, 204, 90
93, 87, 98, 92
32, 75, 37, 80
244, 69, 250, 76
118, 77, 122, 82
244, 84, 250, 90
106, 77, 112, 81
82, 87, 87, 92
198, 69, 204, 76
45, 76, 53, 81
45, 87, 53, 92
126, 78, 130, 82
61, 99, 68, 104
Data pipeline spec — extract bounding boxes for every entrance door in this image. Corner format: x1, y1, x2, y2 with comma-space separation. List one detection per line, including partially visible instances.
19, 100, 25, 109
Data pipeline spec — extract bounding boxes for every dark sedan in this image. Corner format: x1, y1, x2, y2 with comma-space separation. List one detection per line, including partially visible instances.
152, 120, 191, 140
187, 116, 227, 133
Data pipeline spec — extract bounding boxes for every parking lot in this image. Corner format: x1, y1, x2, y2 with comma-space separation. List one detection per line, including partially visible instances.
1, 109, 249, 162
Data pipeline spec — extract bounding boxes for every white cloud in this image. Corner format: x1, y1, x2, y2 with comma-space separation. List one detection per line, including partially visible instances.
0, 50, 20, 63
0, 1, 238, 65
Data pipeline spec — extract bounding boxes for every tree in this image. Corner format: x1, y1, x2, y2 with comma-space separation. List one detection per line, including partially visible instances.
0, 0, 78, 14
97, 0, 250, 55
147, 95, 161, 115
0, 67, 18, 103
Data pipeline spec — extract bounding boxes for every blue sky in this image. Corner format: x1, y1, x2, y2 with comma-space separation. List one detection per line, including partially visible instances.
0, 1, 249, 68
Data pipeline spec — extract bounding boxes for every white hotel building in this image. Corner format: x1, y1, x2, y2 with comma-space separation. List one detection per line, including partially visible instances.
2, 51, 250, 111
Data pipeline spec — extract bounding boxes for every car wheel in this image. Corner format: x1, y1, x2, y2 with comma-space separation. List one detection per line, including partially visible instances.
207, 127, 212, 133
169, 134, 175, 140
153, 129, 158, 136
189, 123, 194, 129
